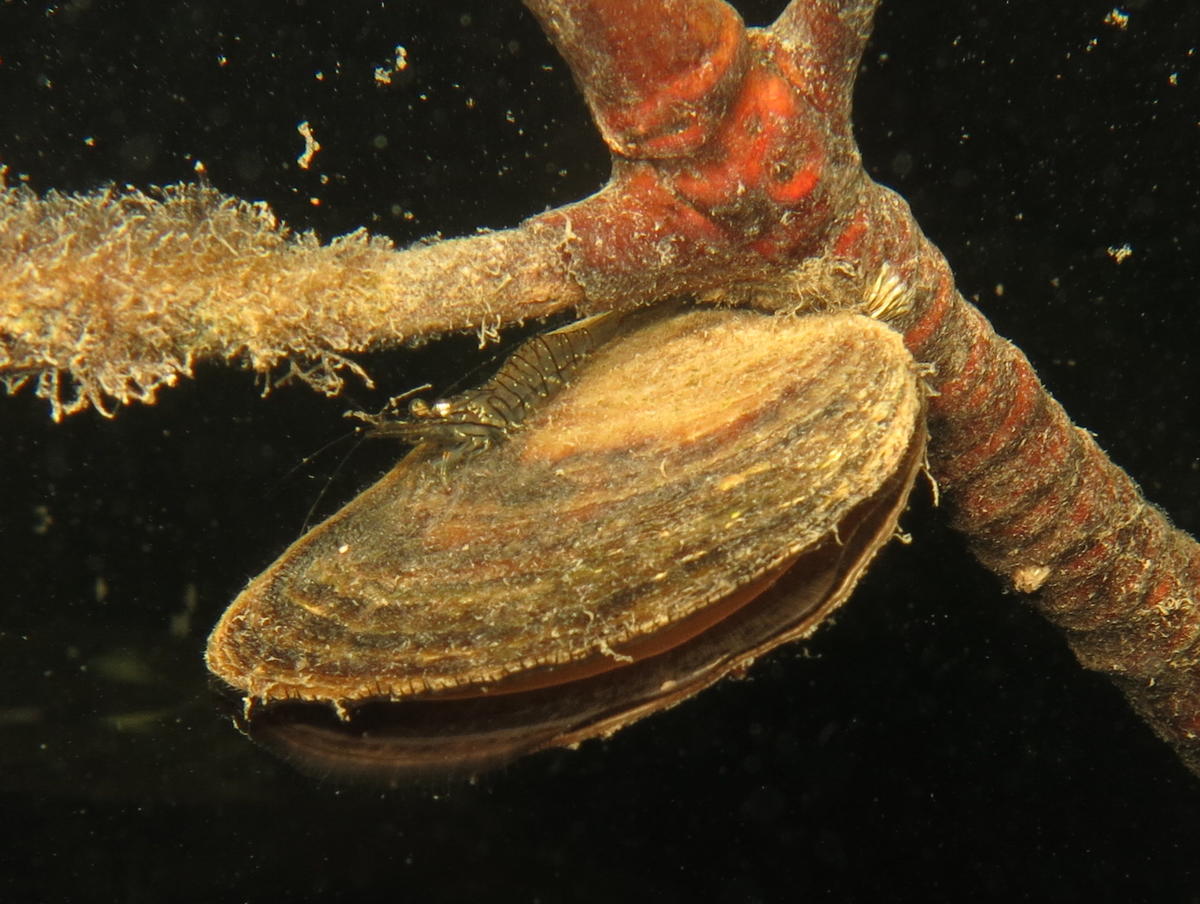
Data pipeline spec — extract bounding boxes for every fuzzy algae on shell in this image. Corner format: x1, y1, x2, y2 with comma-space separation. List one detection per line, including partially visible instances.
206, 306, 927, 778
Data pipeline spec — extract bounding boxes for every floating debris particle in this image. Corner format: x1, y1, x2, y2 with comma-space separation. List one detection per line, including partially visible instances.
1103, 8, 1129, 30
373, 45, 409, 85
296, 121, 320, 170
1107, 243, 1133, 264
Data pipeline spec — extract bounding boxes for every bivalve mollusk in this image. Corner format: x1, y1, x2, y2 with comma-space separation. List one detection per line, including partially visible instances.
206, 306, 927, 779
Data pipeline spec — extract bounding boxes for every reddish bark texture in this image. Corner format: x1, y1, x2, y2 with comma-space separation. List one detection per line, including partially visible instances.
523, 0, 1200, 773
522, 0, 867, 303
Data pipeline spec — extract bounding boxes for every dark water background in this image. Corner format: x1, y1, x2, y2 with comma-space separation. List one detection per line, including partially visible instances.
1, 1, 1198, 901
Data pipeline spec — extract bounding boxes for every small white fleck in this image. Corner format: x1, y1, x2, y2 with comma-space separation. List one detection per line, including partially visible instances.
338, 543, 350, 554
1012, 564, 1052, 594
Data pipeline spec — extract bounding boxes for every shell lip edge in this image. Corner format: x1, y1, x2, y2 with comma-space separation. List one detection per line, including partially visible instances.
211, 420, 928, 784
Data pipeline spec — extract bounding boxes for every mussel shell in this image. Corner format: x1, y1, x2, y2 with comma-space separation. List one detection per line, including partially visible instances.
206, 308, 926, 778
